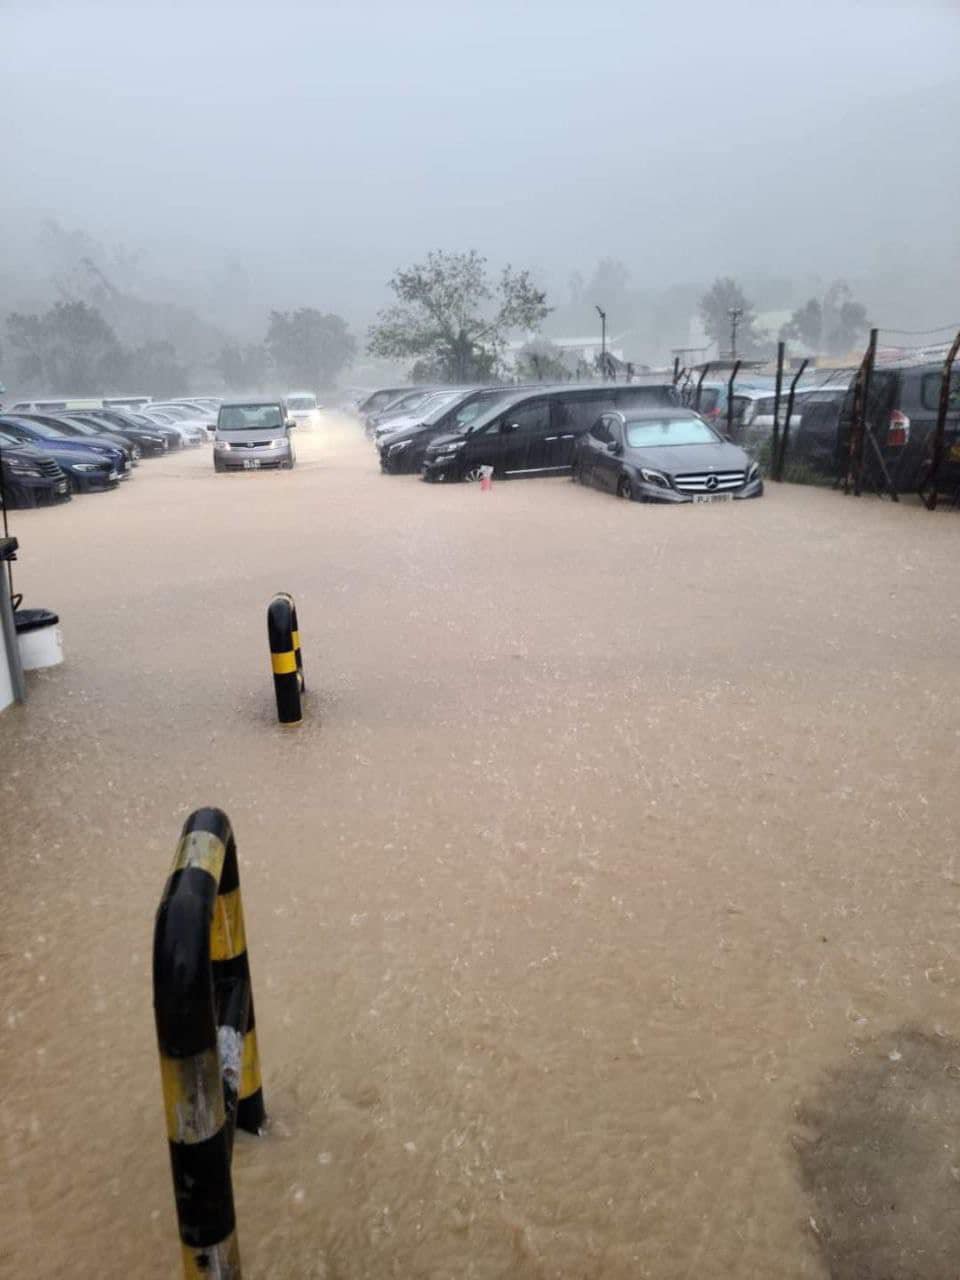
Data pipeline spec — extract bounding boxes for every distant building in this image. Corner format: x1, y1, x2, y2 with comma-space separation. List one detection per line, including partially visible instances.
503, 334, 625, 375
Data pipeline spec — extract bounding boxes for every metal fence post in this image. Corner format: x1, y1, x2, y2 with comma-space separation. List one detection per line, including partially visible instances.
774, 359, 809, 482
694, 363, 711, 413
268, 592, 304, 726
770, 341, 785, 479
154, 807, 266, 1280
921, 329, 960, 510
845, 328, 878, 496
725, 360, 741, 440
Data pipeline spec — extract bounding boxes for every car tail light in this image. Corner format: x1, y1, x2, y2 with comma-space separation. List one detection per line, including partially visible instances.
888, 410, 910, 448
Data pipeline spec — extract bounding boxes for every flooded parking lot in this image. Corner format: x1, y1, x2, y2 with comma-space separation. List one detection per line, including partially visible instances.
2, 420, 960, 1278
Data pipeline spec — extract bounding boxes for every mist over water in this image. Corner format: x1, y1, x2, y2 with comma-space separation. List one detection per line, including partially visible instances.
2, 0, 958, 354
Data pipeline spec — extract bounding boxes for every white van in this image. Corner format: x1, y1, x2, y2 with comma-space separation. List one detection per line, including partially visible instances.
285, 391, 322, 429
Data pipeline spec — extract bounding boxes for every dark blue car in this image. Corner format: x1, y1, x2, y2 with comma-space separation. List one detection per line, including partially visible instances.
0, 415, 125, 492
0, 433, 72, 507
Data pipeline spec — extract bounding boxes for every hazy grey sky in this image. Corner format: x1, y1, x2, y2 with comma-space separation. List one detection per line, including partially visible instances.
3, 0, 958, 324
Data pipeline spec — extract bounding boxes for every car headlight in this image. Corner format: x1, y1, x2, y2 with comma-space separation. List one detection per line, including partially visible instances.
747, 462, 760, 483
70, 462, 102, 472
270, 438, 288, 449
389, 440, 411, 454
8, 462, 42, 477
432, 441, 465, 459
216, 441, 232, 451
640, 467, 671, 489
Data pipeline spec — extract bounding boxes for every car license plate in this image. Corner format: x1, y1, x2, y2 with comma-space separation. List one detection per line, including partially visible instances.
693, 493, 731, 503
243, 459, 261, 470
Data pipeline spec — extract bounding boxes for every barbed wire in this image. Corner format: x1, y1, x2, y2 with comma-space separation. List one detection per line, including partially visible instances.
878, 324, 960, 336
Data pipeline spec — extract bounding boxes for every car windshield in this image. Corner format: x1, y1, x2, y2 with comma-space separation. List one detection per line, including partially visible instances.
445, 392, 510, 430
287, 396, 316, 411
624, 418, 718, 447
219, 404, 284, 430
415, 391, 458, 422
11, 417, 67, 438
153, 405, 192, 419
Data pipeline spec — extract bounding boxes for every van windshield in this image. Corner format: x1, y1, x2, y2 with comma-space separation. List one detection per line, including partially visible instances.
219, 404, 284, 430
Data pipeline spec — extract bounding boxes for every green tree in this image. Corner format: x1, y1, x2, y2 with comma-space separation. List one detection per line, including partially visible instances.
124, 341, 189, 397
265, 308, 356, 389
698, 278, 759, 356
779, 283, 870, 356
780, 298, 823, 350
215, 342, 270, 391
368, 250, 550, 382
822, 282, 870, 355
514, 338, 572, 382
6, 301, 124, 393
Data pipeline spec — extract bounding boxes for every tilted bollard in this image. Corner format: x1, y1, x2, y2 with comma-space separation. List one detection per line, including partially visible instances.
267, 592, 304, 725
154, 807, 265, 1279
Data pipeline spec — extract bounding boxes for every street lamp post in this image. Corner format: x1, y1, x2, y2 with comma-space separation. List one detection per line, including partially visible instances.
728, 307, 743, 361
595, 305, 607, 377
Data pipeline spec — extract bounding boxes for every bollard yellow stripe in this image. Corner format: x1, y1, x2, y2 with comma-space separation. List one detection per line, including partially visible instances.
239, 1029, 262, 1100
160, 1049, 226, 1144
210, 888, 247, 962
271, 650, 297, 675
291, 629, 301, 651
171, 830, 226, 881
182, 1234, 241, 1278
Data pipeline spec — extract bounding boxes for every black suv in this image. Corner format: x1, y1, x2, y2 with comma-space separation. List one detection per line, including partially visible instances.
835, 359, 960, 493
421, 382, 678, 482
379, 387, 516, 474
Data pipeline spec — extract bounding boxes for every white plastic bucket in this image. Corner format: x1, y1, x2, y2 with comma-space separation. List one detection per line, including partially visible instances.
16, 613, 64, 670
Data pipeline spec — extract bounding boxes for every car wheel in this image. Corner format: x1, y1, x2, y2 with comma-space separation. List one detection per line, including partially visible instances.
463, 464, 486, 483
617, 475, 633, 501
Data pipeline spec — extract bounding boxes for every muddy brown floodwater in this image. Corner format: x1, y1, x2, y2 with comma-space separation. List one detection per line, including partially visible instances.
2, 419, 960, 1279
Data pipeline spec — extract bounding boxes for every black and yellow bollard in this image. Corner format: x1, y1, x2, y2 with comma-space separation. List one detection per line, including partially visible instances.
267, 592, 304, 725
154, 807, 265, 1280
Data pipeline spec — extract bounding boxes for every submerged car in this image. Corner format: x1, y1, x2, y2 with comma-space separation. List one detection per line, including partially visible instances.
213, 400, 295, 471
18, 413, 140, 467
286, 392, 322, 430
0, 433, 71, 507
0, 416, 126, 491
572, 408, 763, 503
421, 381, 679, 482
379, 387, 516, 474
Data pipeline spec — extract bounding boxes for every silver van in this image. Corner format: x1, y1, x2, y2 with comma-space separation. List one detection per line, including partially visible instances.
213, 400, 295, 471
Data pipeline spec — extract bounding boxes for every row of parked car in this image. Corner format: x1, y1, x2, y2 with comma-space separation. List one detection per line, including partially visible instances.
354, 350, 960, 501
694, 355, 960, 494
0, 396, 222, 507
351, 382, 764, 503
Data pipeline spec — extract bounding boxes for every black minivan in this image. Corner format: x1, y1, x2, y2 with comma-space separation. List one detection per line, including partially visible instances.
421, 381, 678, 482
836, 359, 960, 493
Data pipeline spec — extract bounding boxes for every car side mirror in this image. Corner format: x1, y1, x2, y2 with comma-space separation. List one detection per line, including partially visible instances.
501, 421, 519, 434
607, 440, 622, 455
